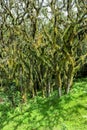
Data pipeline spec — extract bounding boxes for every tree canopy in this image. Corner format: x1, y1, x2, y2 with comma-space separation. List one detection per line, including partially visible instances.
0, 0, 87, 105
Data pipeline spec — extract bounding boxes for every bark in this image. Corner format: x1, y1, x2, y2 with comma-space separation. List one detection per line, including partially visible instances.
56, 71, 62, 97
34, 85, 38, 96
22, 87, 27, 103
66, 75, 73, 94
46, 81, 51, 97
42, 86, 46, 98
32, 87, 35, 98
65, 65, 74, 94
51, 85, 53, 93
58, 87, 62, 97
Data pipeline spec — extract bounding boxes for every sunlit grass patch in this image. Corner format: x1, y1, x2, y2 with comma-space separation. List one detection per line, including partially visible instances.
0, 78, 87, 130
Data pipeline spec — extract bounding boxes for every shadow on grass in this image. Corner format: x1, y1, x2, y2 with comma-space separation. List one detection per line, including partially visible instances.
0, 85, 87, 130
0, 104, 12, 128
0, 96, 69, 130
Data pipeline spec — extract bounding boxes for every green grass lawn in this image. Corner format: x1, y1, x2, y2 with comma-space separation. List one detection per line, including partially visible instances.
0, 78, 87, 130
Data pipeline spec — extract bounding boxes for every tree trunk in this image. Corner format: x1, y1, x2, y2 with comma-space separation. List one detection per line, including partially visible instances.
34, 85, 38, 96
42, 86, 46, 98
66, 74, 74, 94
58, 87, 62, 97
56, 71, 62, 97
65, 65, 74, 94
22, 87, 27, 103
51, 85, 53, 94
46, 81, 51, 97
32, 87, 35, 98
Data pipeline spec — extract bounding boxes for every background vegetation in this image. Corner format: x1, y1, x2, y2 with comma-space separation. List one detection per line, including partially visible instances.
0, 0, 87, 104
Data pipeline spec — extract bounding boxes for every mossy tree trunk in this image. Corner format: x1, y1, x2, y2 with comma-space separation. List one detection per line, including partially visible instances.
65, 64, 74, 94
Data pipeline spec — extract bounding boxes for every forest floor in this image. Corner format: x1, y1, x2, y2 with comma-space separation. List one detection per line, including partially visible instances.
0, 78, 87, 130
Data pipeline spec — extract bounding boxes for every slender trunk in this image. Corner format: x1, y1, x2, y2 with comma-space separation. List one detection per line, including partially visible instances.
58, 87, 62, 97
22, 87, 27, 103
30, 64, 35, 98
42, 86, 46, 98
32, 87, 35, 98
66, 84, 70, 94
65, 65, 74, 94
66, 75, 73, 94
48, 81, 51, 96
51, 85, 53, 93
34, 85, 38, 96
20, 67, 23, 99
56, 71, 62, 97
46, 81, 51, 97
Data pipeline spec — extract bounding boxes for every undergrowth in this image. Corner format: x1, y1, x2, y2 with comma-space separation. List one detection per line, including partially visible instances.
0, 78, 87, 130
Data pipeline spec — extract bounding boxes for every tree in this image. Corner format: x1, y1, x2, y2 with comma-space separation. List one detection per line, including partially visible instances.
0, 0, 87, 105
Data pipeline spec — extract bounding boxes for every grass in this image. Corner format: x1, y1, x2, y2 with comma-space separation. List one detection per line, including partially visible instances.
0, 78, 87, 130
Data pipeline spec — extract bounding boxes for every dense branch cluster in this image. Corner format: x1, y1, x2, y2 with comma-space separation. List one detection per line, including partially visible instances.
0, 0, 87, 105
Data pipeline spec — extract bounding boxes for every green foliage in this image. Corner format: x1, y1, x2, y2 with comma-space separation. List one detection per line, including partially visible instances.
0, 78, 87, 130
0, 0, 87, 102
